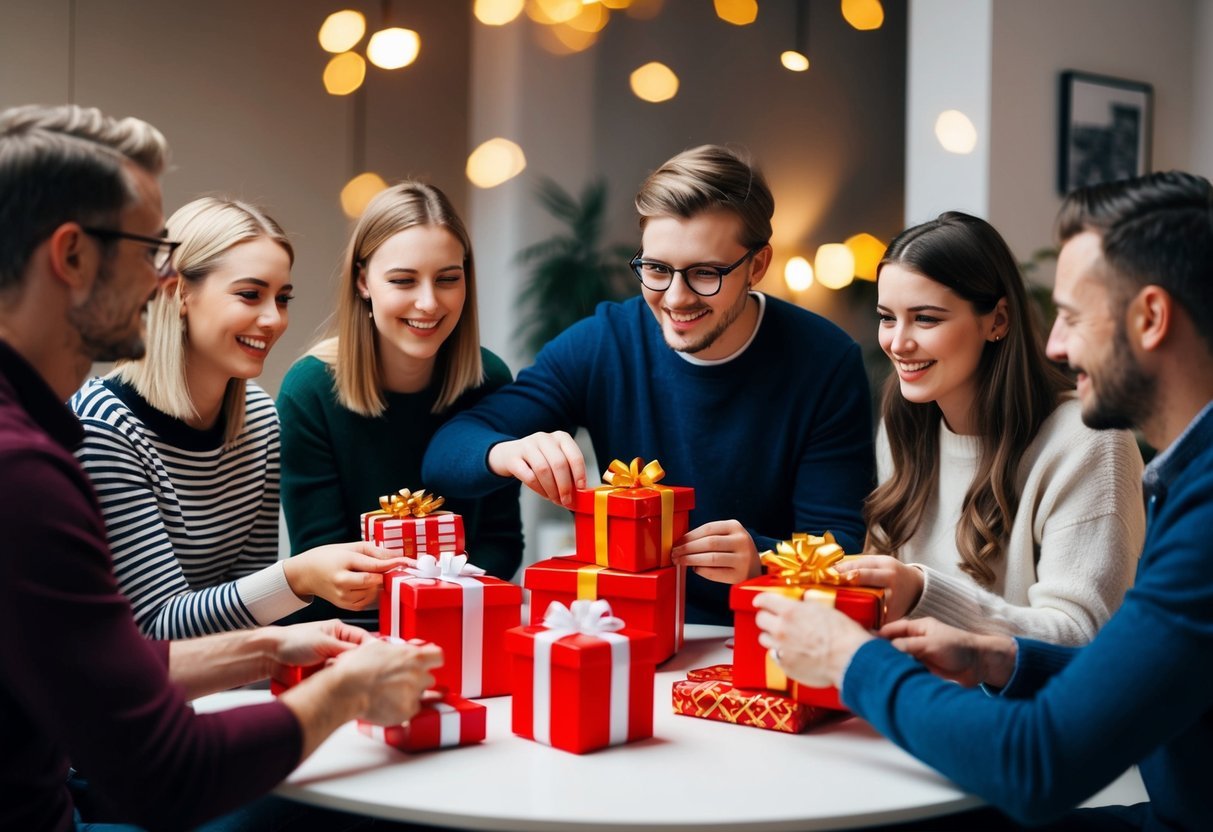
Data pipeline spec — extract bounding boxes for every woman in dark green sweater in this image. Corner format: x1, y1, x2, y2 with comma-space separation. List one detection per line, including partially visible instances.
278, 181, 522, 625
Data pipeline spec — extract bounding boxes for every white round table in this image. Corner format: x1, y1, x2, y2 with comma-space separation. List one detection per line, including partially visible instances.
194, 625, 1145, 831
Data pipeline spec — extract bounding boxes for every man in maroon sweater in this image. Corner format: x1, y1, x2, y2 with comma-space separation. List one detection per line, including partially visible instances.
0, 104, 443, 831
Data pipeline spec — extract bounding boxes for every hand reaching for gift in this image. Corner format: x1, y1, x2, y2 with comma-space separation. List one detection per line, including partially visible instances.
671, 520, 762, 584
879, 617, 1018, 689
834, 554, 925, 622
266, 619, 368, 685
753, 592, 874, 689
282, 542, 409, 610
331, 638, 445, 726
487, 430, 587, 508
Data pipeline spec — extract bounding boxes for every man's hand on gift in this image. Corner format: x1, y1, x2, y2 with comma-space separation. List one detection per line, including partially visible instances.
880, 617, 1018, 689
753, 592, 874, 688
282, 542, 408, 610
834, 555, 925, 621
671, 520, 763, 584
487, 431, 587, 508
265, 619, 368, 685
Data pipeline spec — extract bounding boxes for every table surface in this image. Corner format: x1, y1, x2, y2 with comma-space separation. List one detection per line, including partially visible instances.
194, 625, 1146, 831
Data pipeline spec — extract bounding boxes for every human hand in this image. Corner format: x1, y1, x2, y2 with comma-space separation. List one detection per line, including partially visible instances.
834, 555, 924, 621
487, 431, 586, 508
879, 617, 1017, 688
753, 592, 874, 689
671, 520, 761, 584
328, 638, 445, 725
265, 620, 369, 685
282, 542, 408, 610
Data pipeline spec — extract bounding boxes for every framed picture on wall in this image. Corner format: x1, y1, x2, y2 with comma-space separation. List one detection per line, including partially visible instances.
1058, 71, 1153, 195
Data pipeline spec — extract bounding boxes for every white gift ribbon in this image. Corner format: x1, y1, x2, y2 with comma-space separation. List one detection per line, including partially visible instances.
532, 600, 630, 747
388, 553, 487, 697
359, 699, 463, 748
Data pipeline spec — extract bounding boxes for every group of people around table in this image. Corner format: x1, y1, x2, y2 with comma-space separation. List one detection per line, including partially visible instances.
1, 102, 1209, 831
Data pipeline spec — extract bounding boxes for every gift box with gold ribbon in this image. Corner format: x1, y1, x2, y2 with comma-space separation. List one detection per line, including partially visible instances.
381, 553, 522, 698
523, 555, 684, 663
506, 600, 656, 755
361, 488, 464, 558
672, 669, 840, 734
569, 458, 694, 573
357, 694, 486, 752
729, 532, 886, 711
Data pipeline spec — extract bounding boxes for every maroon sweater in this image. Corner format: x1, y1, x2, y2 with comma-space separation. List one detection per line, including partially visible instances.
0, 339, 302, 831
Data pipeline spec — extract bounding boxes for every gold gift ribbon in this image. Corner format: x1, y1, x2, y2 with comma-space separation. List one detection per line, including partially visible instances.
761, 531, 855, 587
576, 564, 607, 600
593, 457, 675, 567
378, 488, 446, 518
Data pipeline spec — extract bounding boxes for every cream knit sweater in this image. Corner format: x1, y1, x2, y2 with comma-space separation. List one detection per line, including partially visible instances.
875, 397, 1145, 646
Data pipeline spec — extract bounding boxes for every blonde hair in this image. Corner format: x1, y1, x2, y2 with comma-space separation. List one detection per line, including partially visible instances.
312, 180, 482, 417
634, 144, 773, 249
113, 197, 293, 445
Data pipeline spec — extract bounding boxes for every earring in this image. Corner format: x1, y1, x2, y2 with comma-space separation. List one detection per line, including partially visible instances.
368, 309, 373, 319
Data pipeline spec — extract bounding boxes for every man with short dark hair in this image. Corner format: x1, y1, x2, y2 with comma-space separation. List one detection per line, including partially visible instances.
756, 170, 1213, 830
0, 103, 441, 831
423, 145, 874, 624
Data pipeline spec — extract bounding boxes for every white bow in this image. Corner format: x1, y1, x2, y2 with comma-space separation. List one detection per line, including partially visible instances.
407, 552, 486, 580
542, 599, 625, 635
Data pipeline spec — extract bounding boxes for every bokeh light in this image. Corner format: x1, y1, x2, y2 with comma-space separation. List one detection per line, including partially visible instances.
467, 138, 528, 188
780, 50, 809, 72
341, 172, 389, 219
630, 61, 679, 103
474, 0, 526, 26
815, 243, 855, 289
934, 109, 978, 154
366, 27, 421, 69
323, 51, 367, 95
784, 256, 814, 291
318, 10, 366, 53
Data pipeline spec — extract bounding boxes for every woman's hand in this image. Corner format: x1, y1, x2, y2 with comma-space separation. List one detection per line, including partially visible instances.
835, 554, 924, 622
283, 542, 408, 610
671, 520, 761, 585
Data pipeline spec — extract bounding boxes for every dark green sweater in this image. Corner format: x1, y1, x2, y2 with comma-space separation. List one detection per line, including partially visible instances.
277, 350, 523, 624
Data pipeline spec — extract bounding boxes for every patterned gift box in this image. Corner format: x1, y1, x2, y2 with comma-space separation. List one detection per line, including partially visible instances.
380, 553, 522, 698
729, 533, 885, 711
360, 488, 464, 558
524, 555, 684, 663
357, 695, 486, 752
672, 675, 839, 734
686, 663, 735, 683
506, 600, 656, 755
569, 458, 694, 573
269, 662, 322, 696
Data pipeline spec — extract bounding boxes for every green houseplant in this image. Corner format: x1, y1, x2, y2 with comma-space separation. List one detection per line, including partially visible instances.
514, 177, 635, 358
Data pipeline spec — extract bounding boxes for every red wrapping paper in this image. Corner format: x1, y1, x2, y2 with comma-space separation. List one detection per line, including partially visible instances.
672, 675, 840, 733
356, 695, 486, 751
569, 484, 694, 573
361, 510, 465, 558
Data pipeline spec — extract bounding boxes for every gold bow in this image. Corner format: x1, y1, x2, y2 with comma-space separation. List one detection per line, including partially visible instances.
378, 488, 446, 518
602, 457, 665, 489
760, 532, 854, 586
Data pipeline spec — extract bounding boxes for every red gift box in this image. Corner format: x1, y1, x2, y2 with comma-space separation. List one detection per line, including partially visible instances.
672, 674, 840, 733
506, 600, 656, 754
361, 510, 465, 558
729, 534, 885, 711
357, 695, 486, 752
569, 458, 694, 573
269, 662, 322, 696
686, 664, 734, 683
381, 554, 522, 698
524, 556, 684, 662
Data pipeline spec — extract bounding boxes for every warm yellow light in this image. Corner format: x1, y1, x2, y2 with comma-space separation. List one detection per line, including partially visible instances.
475, 0, 525, 25
566, 1, 610, 32
845, 232, 886, 281
780, 50, 809, 72
544, 23, 599, 52
467, 138, 527, 189
715, 0, 758, 26
341, 172, 389, 219
630, 62, 679, 103
935, 109, 978, 154
366, 27, 420, 69
318, 10, 366, 53
322, 52, 367, 96
784, 256, 814, 291
527, 0, 582, 24
601, 0, 632, 8
625, 0, 663, 19
815, 243, 855, 289
841, 0, 884, 31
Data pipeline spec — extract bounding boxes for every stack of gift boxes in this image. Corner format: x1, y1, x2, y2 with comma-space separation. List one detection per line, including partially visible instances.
671, 532, 886, 733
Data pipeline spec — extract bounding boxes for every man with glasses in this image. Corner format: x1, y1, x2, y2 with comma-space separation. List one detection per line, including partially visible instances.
425, 145, 873, 624
0, 104, 440, 831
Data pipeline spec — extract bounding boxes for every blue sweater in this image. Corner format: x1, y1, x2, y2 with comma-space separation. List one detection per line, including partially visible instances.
423, 294, 874, 625
844, 400, 1213, 831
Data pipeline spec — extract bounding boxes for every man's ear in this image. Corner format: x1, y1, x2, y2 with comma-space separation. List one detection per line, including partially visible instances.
747, 243, 773, 288
46, 223, 98, 303
1134, 285, 1171, 352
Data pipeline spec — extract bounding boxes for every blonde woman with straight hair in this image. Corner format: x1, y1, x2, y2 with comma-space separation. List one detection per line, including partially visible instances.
278, 181, 521, 625
71, 197, 406, 639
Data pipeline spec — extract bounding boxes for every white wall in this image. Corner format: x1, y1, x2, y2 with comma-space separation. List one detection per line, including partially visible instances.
1193, 0, 1213, 177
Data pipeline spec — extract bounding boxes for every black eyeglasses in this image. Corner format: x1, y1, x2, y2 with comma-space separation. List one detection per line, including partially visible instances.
82, 227, 181, 276
628, 246, 760, 297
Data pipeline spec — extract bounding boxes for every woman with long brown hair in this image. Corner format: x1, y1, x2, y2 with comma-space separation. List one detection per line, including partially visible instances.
839, 211, 1144, 645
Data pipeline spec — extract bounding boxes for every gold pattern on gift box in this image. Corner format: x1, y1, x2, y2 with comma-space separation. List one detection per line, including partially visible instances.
379, 487, 446, 518
677, 679, 805, 733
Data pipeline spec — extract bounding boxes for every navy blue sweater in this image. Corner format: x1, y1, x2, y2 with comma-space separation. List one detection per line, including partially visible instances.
423, 294, 874, 625
845, 400, 1213, 831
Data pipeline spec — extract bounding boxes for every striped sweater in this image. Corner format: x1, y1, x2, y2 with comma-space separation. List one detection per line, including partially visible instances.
70, 378, 305, 638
